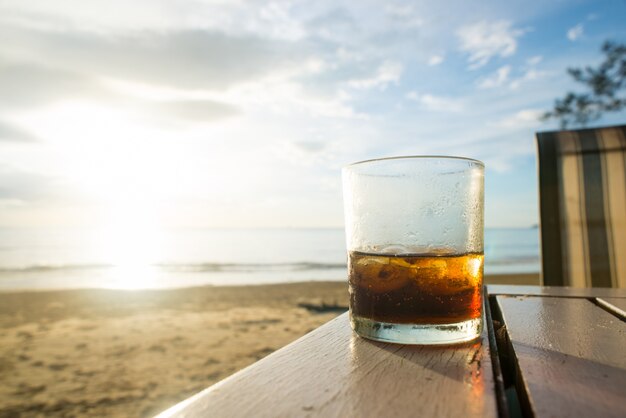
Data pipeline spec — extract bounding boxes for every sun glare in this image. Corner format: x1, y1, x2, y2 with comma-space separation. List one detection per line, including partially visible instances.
19, 101, 184, 204
94, 202, 164, 289
19, 101, 174, 288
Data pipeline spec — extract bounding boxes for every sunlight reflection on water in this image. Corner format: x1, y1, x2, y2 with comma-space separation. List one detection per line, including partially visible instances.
93, 203, 163, 289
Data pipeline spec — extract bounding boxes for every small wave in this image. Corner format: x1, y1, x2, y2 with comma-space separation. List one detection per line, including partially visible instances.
486, 256, 540, 265
0, 261, 347, 274
157, 262, 347, 273
0, 264, 113, 273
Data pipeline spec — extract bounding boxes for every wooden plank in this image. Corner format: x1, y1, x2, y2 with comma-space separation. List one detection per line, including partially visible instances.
596, 297, 626, 319
483, 295, 509, 416
495, 296, 626, 418
488, 284, 626, 298
155, 312, 499, 418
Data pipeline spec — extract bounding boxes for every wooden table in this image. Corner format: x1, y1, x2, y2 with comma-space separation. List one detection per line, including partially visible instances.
155, 286, 626, 418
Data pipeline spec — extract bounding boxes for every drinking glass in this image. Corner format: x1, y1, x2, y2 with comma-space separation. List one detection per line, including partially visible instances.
342, 156, 484, 345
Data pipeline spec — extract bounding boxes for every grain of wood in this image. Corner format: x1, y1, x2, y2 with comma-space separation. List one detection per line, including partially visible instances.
496, 296, 626, 418
155, 313, 498, 418
488, 285, 626, 298
596, 297, 626, 319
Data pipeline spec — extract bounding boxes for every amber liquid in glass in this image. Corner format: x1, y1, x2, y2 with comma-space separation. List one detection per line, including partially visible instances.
348, 251, 483, 324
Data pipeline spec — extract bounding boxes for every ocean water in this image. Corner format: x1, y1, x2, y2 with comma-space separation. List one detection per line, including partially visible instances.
0, 227, 539, 290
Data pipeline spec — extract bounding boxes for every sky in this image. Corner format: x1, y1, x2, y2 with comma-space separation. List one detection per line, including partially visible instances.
1, 0, 625, 230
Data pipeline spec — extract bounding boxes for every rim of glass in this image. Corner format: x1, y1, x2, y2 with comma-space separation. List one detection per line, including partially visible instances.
345, 155, 484, 168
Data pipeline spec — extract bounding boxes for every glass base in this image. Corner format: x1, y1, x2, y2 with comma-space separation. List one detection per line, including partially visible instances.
350, 314, 482, 345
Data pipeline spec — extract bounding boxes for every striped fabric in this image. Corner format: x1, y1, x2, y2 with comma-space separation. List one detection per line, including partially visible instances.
536, 125, 626, 288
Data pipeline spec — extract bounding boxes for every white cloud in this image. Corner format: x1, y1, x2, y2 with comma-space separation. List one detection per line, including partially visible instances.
385, 4, 424, 28
219, 77, 362, 119
0, 25, 308, 91
428, 54, 444, 66
457, 20, 525, 69
292, 140, 326, 153
509, 68, 546, 89
526, 55, 542, 66
0, 119, 38, 142
567, 24, 583, 41
0, 0, 309, 41
509, 54, 547, 89
385, 4, 414, 18
258, 2, 306, 41
406, 91, 463, 112
0, 198, 25, 208
494, 109, 543, 129
348, 61, 403, 90
477, 65, 511, 89
478, 57, 547, 90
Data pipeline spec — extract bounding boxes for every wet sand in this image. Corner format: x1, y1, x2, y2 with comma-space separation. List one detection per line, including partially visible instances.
0, 275, 538, 417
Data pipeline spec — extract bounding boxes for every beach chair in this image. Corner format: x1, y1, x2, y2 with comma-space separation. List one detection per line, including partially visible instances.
536, 124, 626, 288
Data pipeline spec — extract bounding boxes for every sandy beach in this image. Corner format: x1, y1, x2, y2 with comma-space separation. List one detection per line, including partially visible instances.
0, 274, 538, 418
